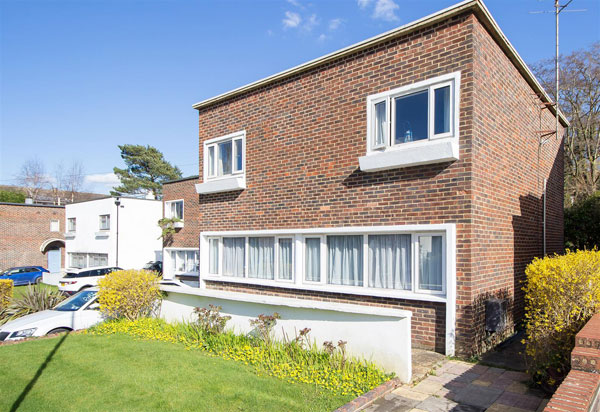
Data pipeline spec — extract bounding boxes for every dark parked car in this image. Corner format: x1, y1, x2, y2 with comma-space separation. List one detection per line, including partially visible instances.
0, 266, 48, 286
143, 261, 162, 273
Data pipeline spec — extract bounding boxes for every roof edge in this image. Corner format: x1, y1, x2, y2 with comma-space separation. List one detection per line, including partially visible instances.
0, 202, 65, 209
191, 0, 568, 127
163, 175, 200, 185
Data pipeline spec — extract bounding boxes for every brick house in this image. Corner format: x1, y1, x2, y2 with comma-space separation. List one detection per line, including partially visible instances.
0, 203, 66, 272
160, 0, 566, 375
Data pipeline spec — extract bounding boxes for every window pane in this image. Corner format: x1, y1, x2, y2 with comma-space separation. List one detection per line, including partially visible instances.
305, 238, 320, 282
434, 86, 451, 135
248, 237, 274, 280
419, 236, 443, 291
175, 201, 183, 220
223, 237, 245, 277
208, 146, 215, 176
209, 239, 219, 274
278, 238, 293, 280
218, 141, 232, 176
327, 235, 363, 286
170, 251, 177, 273
368, 235, 411, 290
234, 139, 243, 172
394, 90, 428, 144
374, 101, 387, 147
177, 251, 186, 272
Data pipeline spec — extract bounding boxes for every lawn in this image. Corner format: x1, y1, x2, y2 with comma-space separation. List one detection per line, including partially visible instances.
0, 333, 351, 412
13, 283, 59, 300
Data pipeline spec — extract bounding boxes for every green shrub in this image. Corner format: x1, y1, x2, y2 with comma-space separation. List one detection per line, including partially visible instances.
1, 285, 65, 325
565, 192, 600, 249
0, 190, 25, 204
523, 250, 600, 391
97, 269, 162, 320
0, 279, 13, 310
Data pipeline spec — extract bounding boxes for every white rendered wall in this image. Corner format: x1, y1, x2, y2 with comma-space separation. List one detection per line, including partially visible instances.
65, 197, 162, 269
160, 286, 412, 382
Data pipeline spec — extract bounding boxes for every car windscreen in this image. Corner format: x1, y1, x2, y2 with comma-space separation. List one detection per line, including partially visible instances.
54, 290, 97, 311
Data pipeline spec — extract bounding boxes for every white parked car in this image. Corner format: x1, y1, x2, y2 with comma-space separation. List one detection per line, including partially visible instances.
0, 289, 103, 342
58, 266, 121, 296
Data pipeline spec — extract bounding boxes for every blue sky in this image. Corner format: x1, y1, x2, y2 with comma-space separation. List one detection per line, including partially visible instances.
1, 0, 598, 194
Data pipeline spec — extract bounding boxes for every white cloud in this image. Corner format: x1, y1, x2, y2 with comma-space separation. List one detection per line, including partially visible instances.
85, 173, 120, 185
373, 0, 399, 21
318, 33, 327, 42
286, 0, 303, 8
304, 14, 319, 31
328, 18, 342, 31
357, 0, 372, 9
282, 11, 301, 28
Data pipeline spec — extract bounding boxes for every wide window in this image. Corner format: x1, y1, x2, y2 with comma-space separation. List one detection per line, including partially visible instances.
204, 131, 245, 180
67, 218, 76, 232
203, 228, 448, 299
89, 253, 108, 267
99, 214, 110, 230
166, 200, 184, 220
367, 72, 458, 153
69, 253, 87, 269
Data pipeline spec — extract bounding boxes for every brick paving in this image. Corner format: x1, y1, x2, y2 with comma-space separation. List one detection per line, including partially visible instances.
362, 360, 549, 412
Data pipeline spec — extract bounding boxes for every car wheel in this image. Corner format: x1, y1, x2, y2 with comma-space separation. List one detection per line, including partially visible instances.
47, 328, 71, 335
35, 276, 41, 285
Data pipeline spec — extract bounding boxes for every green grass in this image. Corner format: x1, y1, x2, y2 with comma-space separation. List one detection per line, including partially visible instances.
13, 284, 58, 300
0, 333, 351, 412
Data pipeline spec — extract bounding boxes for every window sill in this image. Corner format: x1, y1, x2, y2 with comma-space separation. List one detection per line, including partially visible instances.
65, 232, 76, 239
173, 221, 184, 229
95, 231, 110, 238
195, 176, 246, 194
359, 139, 459, 172
201, 275, 447, 303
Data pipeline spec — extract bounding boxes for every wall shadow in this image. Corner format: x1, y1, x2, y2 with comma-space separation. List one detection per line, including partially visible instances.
342, 161, 454, 189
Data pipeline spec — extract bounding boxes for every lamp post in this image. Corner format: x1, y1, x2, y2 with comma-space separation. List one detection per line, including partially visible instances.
114, 197, 121, 266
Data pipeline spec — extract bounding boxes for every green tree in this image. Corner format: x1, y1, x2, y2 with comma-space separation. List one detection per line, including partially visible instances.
0, 190, 26, 204
111, 145, 182, 199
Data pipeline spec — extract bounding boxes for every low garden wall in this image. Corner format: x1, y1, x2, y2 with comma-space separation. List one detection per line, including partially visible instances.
545, 313, 600, 412
159, 285, 412, 382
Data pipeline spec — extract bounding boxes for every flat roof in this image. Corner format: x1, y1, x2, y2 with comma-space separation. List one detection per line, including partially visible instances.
0, 202, 64, 209
191, 0, 568, 127
163, 175, 200, 185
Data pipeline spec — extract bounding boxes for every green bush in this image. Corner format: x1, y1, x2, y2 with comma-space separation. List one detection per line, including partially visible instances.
565, 192, 600, 249
1, 285, 65, 325
0, 190, 25, 204
523, 250, 600, 392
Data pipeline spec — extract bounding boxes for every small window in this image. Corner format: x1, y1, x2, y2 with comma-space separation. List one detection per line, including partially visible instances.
418, 235, 443, 291
99, 214, 110, 230
67, 218, 76, 232
50, 220, 59, 232
204, 131, 245, 181
166, 200, 184, 220
89, 253, 108, 268
304, 237, 321, 282
70, 253, 87, 269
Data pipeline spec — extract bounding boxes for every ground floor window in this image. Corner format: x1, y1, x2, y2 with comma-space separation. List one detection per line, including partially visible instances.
202, 226, 448, 299
89, 253, 108, 268
169, 249, 199, 274
69, 253, 87, 269
69, 252, 108, 269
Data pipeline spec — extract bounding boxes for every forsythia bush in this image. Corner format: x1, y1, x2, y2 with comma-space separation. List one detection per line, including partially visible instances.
0, 279, 13, 310
97, 270, 162, 320
523, 250, 600, 391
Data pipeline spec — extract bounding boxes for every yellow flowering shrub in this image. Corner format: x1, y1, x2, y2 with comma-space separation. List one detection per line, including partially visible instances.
97, 270, 162, 320
89, 317, 392, 397
0, 279, 13, 310
523, 249, 600, 391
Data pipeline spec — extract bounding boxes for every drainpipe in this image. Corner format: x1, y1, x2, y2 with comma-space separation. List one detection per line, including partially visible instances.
115, 197, 121, 266
543, 178, 547, 256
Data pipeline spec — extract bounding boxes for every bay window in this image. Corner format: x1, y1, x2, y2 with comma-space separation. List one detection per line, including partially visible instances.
202, 226, 450, 300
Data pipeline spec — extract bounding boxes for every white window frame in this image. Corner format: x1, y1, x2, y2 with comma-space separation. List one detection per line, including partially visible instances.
67, 217, 76, 232
366, 72, 460, 154
99, 214, 110, 231
50, 219, 60, 232
164, 247, 200, 277
165, 199, 184, 220
203, 130, 246, 182
199, 224, 454, 303
276, 236, 295, 283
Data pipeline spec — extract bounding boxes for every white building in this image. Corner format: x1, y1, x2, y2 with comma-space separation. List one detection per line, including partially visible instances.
65, 197, 162, 270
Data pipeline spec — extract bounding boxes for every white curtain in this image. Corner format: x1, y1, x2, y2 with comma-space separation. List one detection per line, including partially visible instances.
419, 236, 443, 291
209, 239, 219, 274
374, 101, 387, 146
249, 237, 274, 279
176, 250, 186, 272
185, 251, 198, 272
305, 238, 321, 282
368, 234, 411, 290
223, 237, 245, 277
278, 238, 293, 280
327, 235, 363, 286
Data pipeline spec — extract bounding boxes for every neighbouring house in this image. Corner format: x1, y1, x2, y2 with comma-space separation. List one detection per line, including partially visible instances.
160, 0, 566, 381
65, 196, 162, 270
0, 184, 105, 206
0, 202, 66, 273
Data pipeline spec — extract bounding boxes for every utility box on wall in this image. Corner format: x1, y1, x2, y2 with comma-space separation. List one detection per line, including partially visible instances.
485, 298, 507, 333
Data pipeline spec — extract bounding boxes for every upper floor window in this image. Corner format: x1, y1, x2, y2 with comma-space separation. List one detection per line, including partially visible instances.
99, 214, 110, 230
367, 72, 459, 153
204, 131, 245, 180
166, 200, 184, 220
67, 218, 76, 232
50, 220, 59, 232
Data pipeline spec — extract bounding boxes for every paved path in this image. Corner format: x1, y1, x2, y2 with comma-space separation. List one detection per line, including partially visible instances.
363, 359, 549, 412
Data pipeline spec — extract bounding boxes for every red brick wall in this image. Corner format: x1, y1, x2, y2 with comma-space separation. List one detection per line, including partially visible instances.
162, 177, 201, 249
0, 203, 65, 270
164, 11, 564, 355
